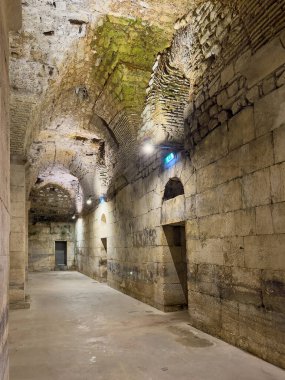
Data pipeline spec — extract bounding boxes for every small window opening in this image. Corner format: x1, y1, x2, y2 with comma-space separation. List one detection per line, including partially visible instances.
163, 178, 184, 201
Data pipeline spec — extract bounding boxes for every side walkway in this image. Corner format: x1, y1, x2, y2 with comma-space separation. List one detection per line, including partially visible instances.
9, 272, 285, 380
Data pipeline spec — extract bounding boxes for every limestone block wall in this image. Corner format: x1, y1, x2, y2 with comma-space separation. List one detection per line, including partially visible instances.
28, 223, 76, 272
0, 3, 11, 377
76, 213, 109, 282
0, 1, 22, 378
9, 162, 29, 309
75, 32, 285, 367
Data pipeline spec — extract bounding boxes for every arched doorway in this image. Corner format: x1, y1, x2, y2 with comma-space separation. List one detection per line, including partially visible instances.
162, 178, 188, 310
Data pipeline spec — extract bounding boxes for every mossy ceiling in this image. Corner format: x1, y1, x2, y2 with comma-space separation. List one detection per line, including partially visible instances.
91, 16, 171, 119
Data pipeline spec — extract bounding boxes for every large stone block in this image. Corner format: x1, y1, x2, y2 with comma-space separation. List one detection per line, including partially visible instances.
161, 195, 185, 225
10, 231, 25, 252
196, 188, 219, 217
220, 299, 239, 340
254, 84, 285, 137
184, 195, 196, 220
222, 237, 245, 267
261, 270, 285, 313
236, 36, 285, 88
196, 178, 242, 217
244, 234, 285, 270
239, 134, 274, 175
185, 219, 199, 239
199, 209, 256, 239
188, 291, 222, 335
10, 201, 25, 218
192, 123, 228, 170
256, 205, 274, 235
272, 202, 285, 234
218, 179, 242, 213
187, 238, 225, 265
228, 107, 255, 151
270, 162, 285, 203
231, 267, 261, 289
273, 124, 285, 164
242, 169, 271, 208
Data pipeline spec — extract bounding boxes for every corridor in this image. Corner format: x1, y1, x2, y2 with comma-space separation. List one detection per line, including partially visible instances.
9, 272, 285, 380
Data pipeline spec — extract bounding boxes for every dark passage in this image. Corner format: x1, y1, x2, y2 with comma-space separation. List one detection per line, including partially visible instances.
163, 224, 188, 309
55, 241, 67, 267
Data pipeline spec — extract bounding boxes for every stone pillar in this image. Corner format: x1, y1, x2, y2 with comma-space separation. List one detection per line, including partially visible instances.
0, 2, 22, 378
25, 201, 31, 295
9, 160, 30, 309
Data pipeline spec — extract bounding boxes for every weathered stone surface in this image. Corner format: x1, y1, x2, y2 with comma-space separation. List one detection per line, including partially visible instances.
9, 163, 29, 309
4, 0, 285, 372
244, 235, 285, 270
270, 163, 285, 203
273, 124, 285, 164
242, 169, 271, 208
29, 223, 76, 272
161, 195, 185, 225
256, 205, 274, 235
236, 37, 285, 88
254, 85, 285, 137
228, 107, 255, 150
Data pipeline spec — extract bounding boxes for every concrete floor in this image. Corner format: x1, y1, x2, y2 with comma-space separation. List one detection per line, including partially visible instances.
9, 272, 284, 380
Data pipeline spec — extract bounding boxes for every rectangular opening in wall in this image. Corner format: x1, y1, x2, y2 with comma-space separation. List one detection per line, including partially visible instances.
101, 238, 107, 252
163, 223, 188, 310
100, 238, 107, 281
55, 241, 67, 269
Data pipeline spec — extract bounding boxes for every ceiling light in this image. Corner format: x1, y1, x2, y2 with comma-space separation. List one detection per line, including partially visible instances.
86, 197, 92, 205
142, 141, 155, 155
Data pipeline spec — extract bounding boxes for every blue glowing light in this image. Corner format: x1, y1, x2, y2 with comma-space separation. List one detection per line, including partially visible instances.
164, 152, 175, 165
99, 196, 105, 204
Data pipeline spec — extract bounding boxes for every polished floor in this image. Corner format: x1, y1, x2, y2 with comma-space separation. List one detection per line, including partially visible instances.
9, 272, 285, 380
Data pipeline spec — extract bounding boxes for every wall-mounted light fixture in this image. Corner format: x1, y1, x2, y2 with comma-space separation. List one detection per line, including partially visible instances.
86, 196, 92, 205
142, 140, 155, 155
141, 139, 185, 169
99, 196, 106, 204
141, 139, 184, 156
72, 215, 76, 220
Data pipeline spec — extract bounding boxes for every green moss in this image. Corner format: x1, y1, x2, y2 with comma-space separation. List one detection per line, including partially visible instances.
91, 16, 170, 112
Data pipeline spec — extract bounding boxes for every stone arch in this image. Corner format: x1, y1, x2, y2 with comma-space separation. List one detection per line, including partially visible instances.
101, 214, 107, 224
163, 177, 184, 201
29, 183, 76, 223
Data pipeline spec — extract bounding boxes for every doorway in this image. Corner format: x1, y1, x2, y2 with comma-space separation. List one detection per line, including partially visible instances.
163, 223, 188, 309
55, 241, 67, 268
100, 238, 107, 280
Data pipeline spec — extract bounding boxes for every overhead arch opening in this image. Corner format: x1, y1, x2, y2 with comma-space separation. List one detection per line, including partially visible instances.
163, 177, 184, 201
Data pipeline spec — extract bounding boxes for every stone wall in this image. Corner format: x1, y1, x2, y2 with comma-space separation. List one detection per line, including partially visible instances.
9, 162, 29, 309
75, 30, 285, 368
29, 223, 75, 272
76, 214, 108, 282
0, 1, 21, 378
0, 4, 10, 378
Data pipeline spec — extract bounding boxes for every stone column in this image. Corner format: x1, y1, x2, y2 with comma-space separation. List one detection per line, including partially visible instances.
0, 2, 22, 379
9, 159, 30, 309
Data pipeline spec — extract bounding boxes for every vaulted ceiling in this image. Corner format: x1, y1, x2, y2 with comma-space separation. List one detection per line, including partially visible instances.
10, 0, 281, 221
